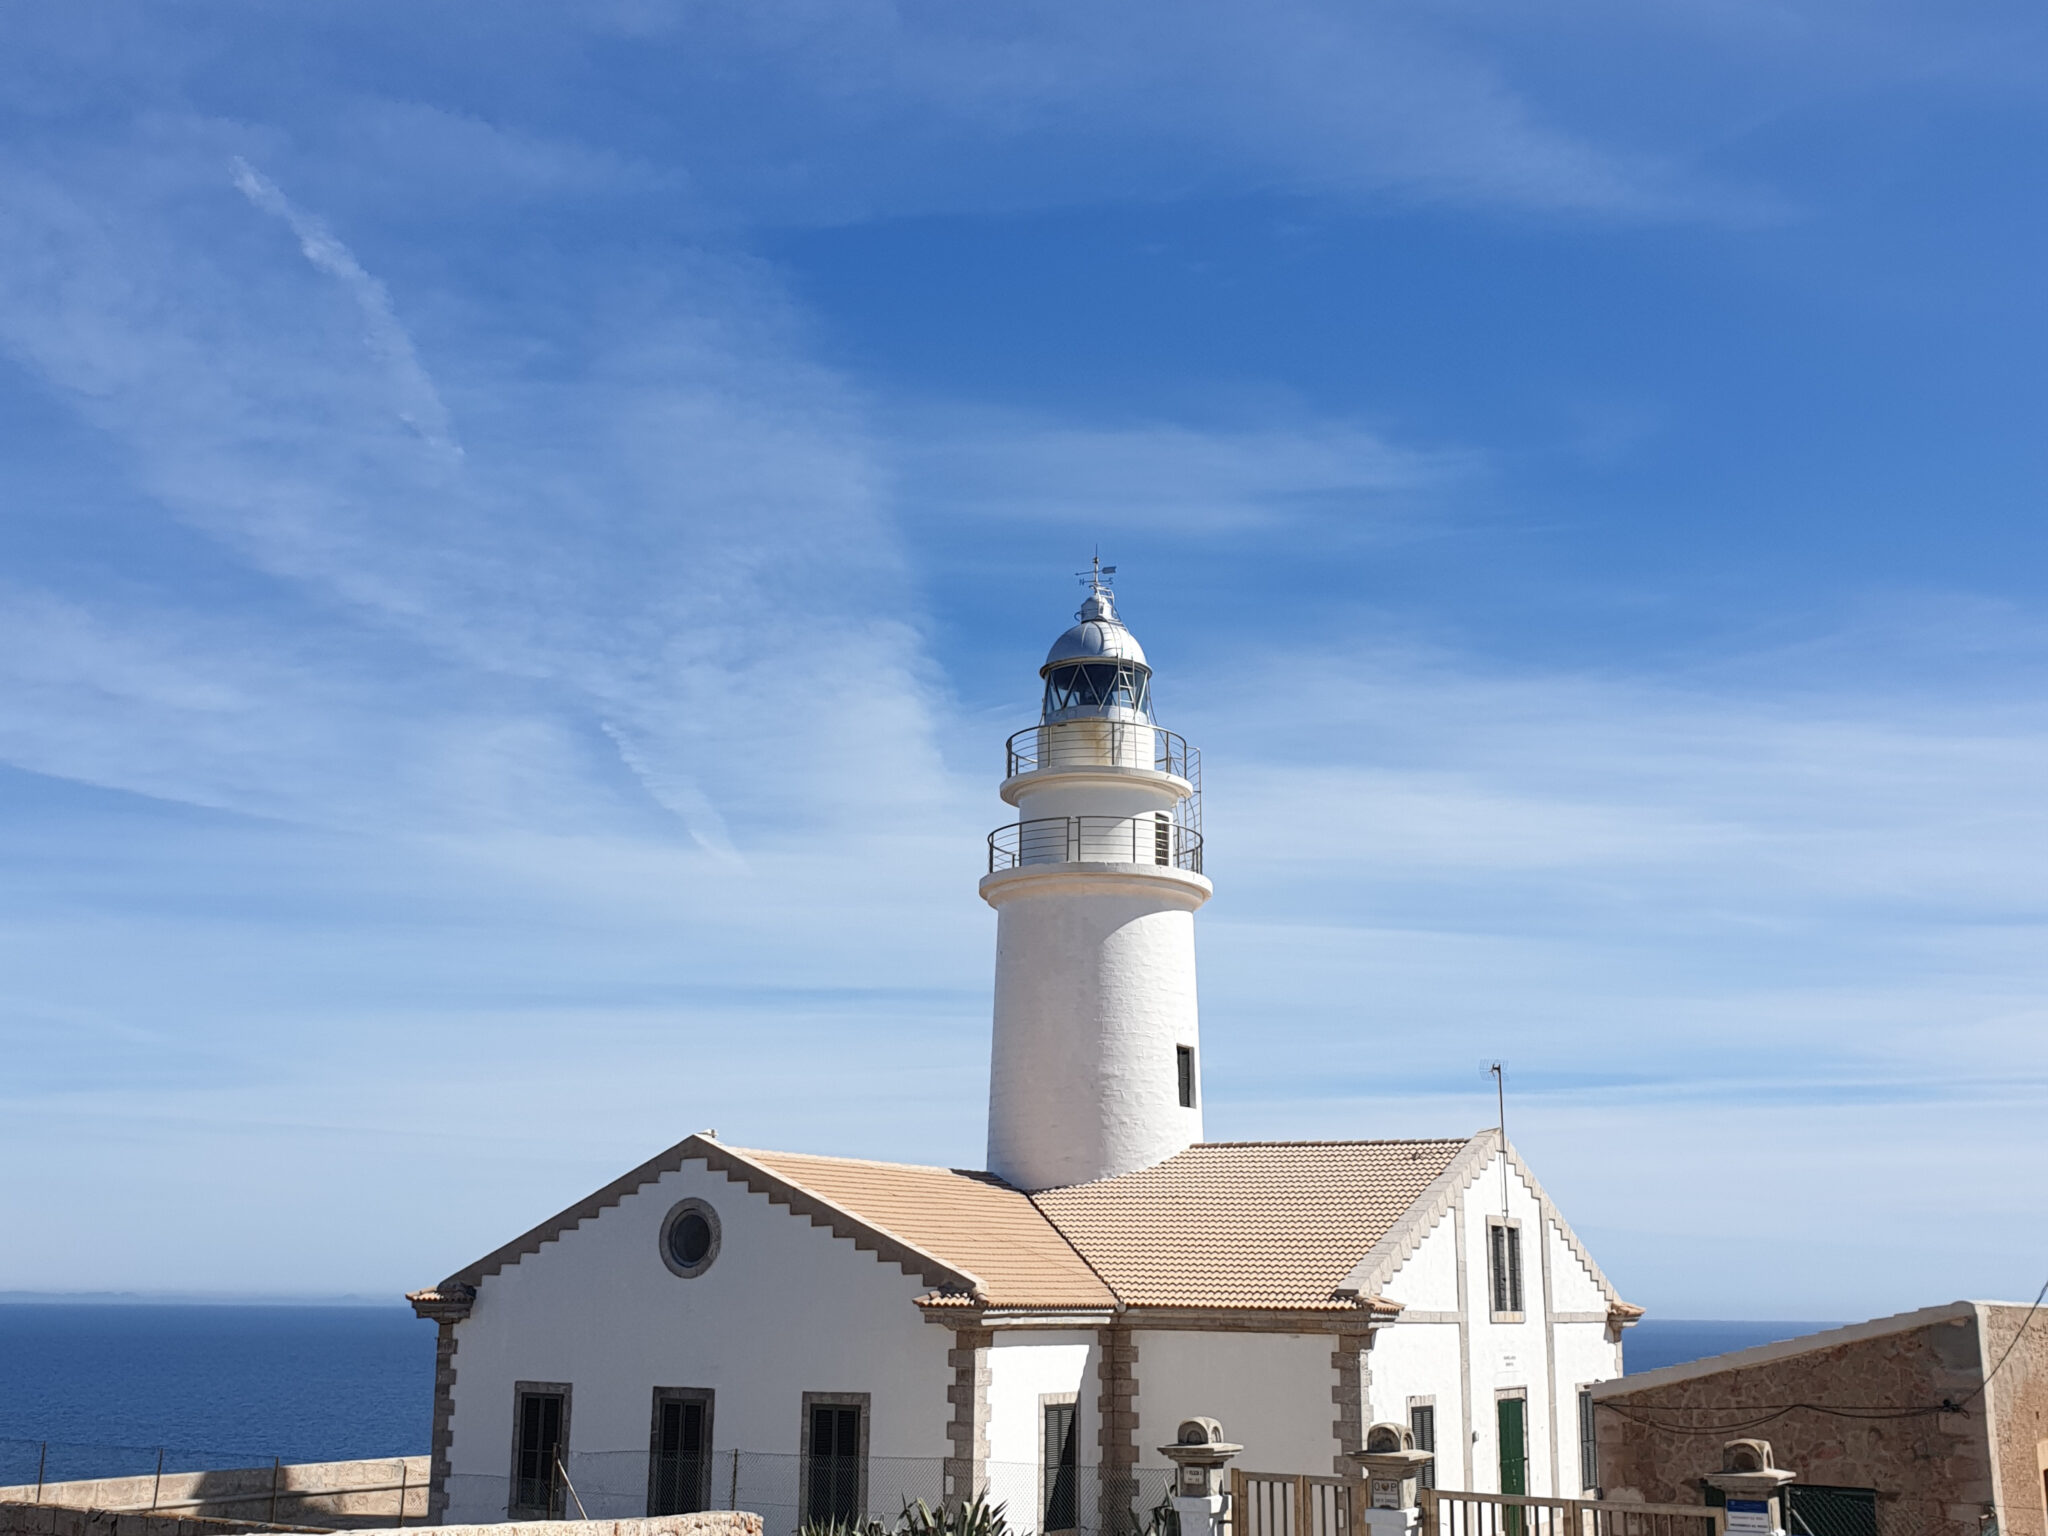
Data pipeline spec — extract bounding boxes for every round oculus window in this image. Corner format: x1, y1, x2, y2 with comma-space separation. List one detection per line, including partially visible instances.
659, 1198, 721, 1278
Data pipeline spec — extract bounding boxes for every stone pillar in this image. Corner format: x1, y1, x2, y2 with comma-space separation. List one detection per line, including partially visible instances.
1330, 1332, 1371, 1476
1704, 1440, 1797, 1536
1158, 1417, 1242, 1536
406, 1286, 475, 1524
944, 1328, 993, 1506
1096, 1327, 1141, 1535
1347, 1422, 1434, 1536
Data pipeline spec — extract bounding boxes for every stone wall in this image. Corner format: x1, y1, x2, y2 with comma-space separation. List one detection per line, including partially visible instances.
0, 1502, 331, 1536
352, 1517, 762, 1536
0, 1505, 762, 1536
1593, 1309, 1995, 1536
1981, 1302, 2048, 1536
0, 1460, 427, 1530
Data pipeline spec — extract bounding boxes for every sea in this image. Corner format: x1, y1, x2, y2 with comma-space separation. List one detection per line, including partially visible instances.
0, 1304, 1833, 1487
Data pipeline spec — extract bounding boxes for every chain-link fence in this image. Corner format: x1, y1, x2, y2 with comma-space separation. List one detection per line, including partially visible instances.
0, 1436, 425, 1527
2, 1435, 326, 1486
5, 1437, 1173, 1536
447, 1452, 1174, 1536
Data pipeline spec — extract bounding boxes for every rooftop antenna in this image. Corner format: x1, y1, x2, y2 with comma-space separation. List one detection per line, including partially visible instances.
1490, 1062, 1510, 1219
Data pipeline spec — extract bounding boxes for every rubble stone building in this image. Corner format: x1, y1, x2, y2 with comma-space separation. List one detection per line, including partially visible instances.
1592, 1301, 2048, 1536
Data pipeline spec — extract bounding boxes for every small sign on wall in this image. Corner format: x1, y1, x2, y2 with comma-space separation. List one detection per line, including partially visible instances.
1724, 1498, 1770, 1533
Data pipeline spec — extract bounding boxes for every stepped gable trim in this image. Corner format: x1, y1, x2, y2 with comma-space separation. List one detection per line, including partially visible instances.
1333, 1132, 1496, 1301
1336, 1132, 1636, 1315
713, 1143, 987, 1296
437, 1134, 983, 1297
1501, 1138, 1632, 1313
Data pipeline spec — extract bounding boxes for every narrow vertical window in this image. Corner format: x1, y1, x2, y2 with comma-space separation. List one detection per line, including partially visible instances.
649, 1390, 712, 1515
1577, 1388, 1598, 1493
1176, 1045, 1196, 1108
511, 1386, 569, 1518
1408, 1404, 1435, 1491
1153, 811, 1171, 865
1488, 1222, 1523, 1315
1042, 1401, 1077, 1532
804, 1399, 864, 1526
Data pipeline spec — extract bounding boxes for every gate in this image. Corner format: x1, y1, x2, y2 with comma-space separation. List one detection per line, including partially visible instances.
1230, 1471, 1351, 1536
1784, 1486, 1878, 1536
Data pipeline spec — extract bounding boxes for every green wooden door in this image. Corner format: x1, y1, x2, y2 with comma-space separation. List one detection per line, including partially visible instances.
1497, 1397, 1527, 1494
1497, 1397, 1528, 1536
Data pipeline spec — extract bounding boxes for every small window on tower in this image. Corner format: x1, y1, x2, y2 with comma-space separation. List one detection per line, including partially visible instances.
1176, 1045, 1196, 1108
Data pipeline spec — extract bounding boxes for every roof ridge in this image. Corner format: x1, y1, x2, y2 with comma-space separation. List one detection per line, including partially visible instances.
732, 1145, 1012, 1184
1189, 1137, 1473, 1149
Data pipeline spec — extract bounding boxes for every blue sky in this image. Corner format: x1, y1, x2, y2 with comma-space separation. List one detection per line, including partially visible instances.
2, 2, 2044, 1320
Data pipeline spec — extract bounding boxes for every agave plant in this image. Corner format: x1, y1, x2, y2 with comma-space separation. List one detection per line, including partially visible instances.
897, 1492, 1011, 1536
800, 1517, 888, 1536
1131, 1493, 1179, 1536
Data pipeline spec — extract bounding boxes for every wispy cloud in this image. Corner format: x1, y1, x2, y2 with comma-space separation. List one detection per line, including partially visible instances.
0, 126, 960, 855
230, 156, 463, 458
896, 409, 1473, 535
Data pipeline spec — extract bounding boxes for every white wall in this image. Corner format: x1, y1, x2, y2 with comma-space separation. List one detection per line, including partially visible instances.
1550, 1320, 1621, 1496
444, 1159, 952, 1524
1369, 1215, 1465, 1483
1545, 1223, 1609, 1315
1459, 1157, 1552, 1496
1361, 1320, 1465, 1482
1360, 1155, 1624, 1498
1544, 1221, 1622, 1496
1132, 1331, 1336, 1477
984, 872, 1206, 1191
1378, 1211, 1459, 1312
985, 1333, 1096, 1532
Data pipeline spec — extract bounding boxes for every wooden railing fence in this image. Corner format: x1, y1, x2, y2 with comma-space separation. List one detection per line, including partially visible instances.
1223, 1471, 1725, 1536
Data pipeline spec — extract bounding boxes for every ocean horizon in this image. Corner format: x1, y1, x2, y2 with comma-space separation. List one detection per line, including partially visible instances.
0, 1303, 1837, 1486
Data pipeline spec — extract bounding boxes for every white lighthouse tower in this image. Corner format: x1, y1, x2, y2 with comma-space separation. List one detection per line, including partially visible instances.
982, 563, 1212, 1192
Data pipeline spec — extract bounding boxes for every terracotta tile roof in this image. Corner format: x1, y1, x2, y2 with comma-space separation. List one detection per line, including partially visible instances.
735, 1146, 1117, 1310
425, 1132, 1560, 1318
1032, 1139, 1475, 1310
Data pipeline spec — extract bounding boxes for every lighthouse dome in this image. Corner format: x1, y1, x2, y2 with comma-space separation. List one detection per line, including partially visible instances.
1040, 586, 1153, 722
1044, 588, 1149, 670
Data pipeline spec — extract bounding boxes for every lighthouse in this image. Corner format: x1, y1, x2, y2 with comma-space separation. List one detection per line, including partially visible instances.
982, 563, 1212, 1191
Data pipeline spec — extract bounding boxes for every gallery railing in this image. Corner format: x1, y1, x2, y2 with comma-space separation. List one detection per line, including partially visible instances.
987, 814, 1204, 874
1006, 721, 1198, 784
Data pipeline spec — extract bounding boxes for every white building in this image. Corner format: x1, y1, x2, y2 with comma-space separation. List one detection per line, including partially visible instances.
409, 572, 1639, 1533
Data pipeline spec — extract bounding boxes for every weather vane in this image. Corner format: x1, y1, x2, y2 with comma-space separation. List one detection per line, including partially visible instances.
1076, 550, 1117, 594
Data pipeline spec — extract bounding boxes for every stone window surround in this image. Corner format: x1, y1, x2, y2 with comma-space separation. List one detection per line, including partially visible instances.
1406, 1395, 1437, 1491
1571, 1383, 1599, 1497
1038, 1392, 1079, 1534
1485, 1218, 1526, 1324
648, 1386, 717, 1515
660, 1198, 723, 1280
799, 1390, 871, 1528
510, 1380, 574, 1518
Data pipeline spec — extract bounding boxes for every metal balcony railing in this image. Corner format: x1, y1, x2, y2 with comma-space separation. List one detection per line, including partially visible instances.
1005, 720, 1198, 784
987, 814, 1204, 875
